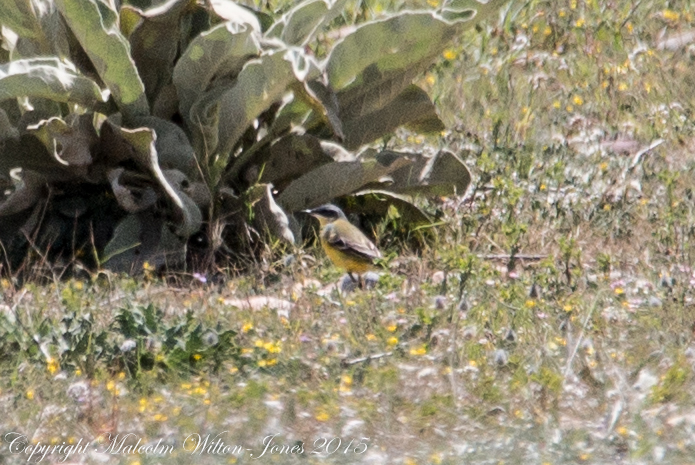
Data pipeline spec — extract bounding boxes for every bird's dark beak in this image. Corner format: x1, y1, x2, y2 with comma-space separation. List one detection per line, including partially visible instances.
303, 209, 317, 217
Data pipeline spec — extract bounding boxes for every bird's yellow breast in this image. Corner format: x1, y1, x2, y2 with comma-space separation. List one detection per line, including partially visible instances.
321, 240, 374, 274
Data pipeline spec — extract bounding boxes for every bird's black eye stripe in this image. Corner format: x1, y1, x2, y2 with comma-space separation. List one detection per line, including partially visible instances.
316, 208, 338, 218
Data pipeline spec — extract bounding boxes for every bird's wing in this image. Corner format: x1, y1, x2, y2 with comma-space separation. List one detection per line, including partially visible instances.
323, 221, 382, 262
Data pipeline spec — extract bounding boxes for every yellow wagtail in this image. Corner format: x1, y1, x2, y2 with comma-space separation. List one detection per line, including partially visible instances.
305, 204, 381, 286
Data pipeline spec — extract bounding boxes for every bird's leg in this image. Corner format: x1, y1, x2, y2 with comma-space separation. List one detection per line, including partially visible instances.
348, 272, 365, 290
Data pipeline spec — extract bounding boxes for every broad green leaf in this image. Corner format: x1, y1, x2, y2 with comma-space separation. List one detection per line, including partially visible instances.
56, 0, 149, 121
0, 206, 36, 243
119, 6, 141, 39
1, 0, 69, 57
336, 60, 426, 127
26, 115, 97, 178
438, 0, 506, 23
294, 79, 344, 140
266, 94, 312, 138
0, 169, 45, 216
181, 179, 211, 209
120, 128, 201, 237
223, 90, 338, 187
0, 58, 107, 107
350, 190, 432, 225
382, 149, 471, 196
126, 0, 192, 104
0, 0, 41, 39
208, 0, 261, 31
0, 44, 8, 64
247, 183, 294, 244
326, 12, 457, 91
108, 168, 158, 213
152, 83, 178, 119
188, 84, 227, 180
0, 108, 19, 141
101, 212, 187, 271
419, 150, 471, 196
216, 49, 319, 158
100, 121, 201, 236
0, 134, 68, 182
178, 4, 213, 53
268, 0, 350, 46
320, 141, 355, 161
326, 4, 503, 147
325, 1, 504, 90
130, 116, 197, 177
163, 169, 204, 234
258, 134, 333, 191
277, 154, 411, 212
174, 21, 260, 125
101, 213, 142, 267
37, 4, 71, 58
341, 85, 444, 150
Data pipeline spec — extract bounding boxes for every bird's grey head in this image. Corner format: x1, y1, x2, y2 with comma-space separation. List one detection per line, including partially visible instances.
305, 204, 347, 221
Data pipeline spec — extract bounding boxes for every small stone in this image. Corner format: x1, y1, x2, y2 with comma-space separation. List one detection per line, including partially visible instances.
431, 271, 445, 285
120, 339, 137, 352
363, 272, 379, 289
203, 331, 219, 346
494, 349, 509, 366
529, 283, 541, 299
633, 369, 658, 391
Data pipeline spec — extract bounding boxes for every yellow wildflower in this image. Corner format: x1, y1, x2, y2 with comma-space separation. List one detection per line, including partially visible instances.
46, 357, 59, 375
663, 9, 680, 21
443, 49, 457, 60
409, 345, 427, 356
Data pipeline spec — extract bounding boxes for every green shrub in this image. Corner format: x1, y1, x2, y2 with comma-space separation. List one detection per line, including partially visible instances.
0, 0, 503, 273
